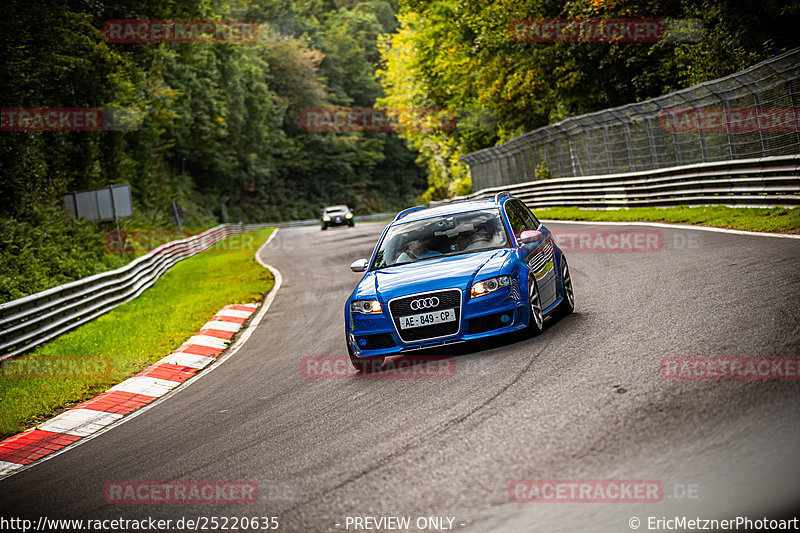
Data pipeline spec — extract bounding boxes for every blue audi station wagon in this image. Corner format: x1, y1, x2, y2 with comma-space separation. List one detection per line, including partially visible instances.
345, 193, 574, 371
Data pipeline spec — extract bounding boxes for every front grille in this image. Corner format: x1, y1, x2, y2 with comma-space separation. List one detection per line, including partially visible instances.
389, 289, 462, 342
355, 332, 395, 350
468, 311, 514, 334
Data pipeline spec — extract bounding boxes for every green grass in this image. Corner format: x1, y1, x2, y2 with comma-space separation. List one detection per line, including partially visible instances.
365, 206, 800, 233
0, 228, 274, 439
533, 205, 800, 233
0, 203, 236, 304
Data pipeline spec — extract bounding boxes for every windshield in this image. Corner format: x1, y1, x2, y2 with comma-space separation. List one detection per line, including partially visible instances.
371, 208, 509, 269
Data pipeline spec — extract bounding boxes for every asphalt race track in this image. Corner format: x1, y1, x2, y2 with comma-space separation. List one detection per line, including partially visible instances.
2, 221, 799, 532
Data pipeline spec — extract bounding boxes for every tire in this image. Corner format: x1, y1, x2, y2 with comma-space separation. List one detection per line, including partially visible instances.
321, 224, 328, 230
557, 255, 575, 317
347, 342, 384, 373
526, 273, 544, 336
349, 356, 385, 373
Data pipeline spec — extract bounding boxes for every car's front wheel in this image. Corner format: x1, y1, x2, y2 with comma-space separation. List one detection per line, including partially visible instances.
347, 342, 385, 373
527, 273, 544, 336
557, 255, 574, 317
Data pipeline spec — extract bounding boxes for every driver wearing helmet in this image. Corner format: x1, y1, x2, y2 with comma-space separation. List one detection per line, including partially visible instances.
396, 233, 441, 263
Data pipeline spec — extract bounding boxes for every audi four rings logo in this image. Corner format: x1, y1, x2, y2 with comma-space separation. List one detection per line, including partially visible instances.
410, 297, 439, 310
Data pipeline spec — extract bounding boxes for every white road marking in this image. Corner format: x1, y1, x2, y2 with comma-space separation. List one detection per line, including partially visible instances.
160, 352, 215, 369
108, 376, 180, 397
0, 461, 24, 475
183, 335, 229, 349
201, 320, 242, 332
215, 308, 254, 319
37, 409, 123, 437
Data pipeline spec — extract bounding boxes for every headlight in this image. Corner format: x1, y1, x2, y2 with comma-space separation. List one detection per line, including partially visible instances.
323, 216, 331, 221
351, 300, 382, 314
345, 213, 353, 219
470, 275, 511, 298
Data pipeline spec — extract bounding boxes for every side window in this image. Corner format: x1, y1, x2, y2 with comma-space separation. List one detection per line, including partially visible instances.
521, 202, 540, 229
504, 201, 529, 239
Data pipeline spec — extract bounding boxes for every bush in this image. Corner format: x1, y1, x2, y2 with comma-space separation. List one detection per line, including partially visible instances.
0, 206, 127, 303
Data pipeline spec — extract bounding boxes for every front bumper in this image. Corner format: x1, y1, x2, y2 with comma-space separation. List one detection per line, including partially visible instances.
323, 217, 353, 227
347, 285, 527, 358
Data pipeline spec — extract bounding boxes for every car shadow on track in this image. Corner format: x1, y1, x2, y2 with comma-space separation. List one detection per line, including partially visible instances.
364, 312, 584, 375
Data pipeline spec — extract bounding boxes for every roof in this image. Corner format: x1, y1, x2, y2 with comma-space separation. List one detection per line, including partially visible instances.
393, 198, 503, 225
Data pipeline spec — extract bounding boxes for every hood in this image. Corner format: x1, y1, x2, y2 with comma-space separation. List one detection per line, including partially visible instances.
353, 249, 512, 301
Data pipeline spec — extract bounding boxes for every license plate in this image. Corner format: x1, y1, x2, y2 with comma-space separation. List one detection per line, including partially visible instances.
399, 308, 457, 329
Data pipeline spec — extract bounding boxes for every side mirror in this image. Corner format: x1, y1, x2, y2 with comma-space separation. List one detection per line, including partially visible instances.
350, 258, 369, 272
518, 229, 543, 245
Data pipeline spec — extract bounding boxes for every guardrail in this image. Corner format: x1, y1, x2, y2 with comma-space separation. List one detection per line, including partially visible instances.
432, 155, 800, 209
460, 49, 800, 191
0, 223, 268, 361
0, 214, 396, 361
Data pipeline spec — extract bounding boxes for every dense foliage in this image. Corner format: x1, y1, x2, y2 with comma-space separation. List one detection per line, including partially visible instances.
1, 0, 425, 300
378, 0, 800, 199
1, 0, 428, 225
2, 0, 797, 301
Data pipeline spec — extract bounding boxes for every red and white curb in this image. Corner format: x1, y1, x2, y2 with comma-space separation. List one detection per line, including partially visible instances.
0, 304, 260, 477
0, 228, 282, 480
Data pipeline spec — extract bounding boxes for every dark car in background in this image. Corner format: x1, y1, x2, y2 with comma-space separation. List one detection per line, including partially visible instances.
321, 205, 355, 230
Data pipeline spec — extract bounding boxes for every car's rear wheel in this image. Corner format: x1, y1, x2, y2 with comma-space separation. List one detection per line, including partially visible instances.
527, 273, 544, 336
557, 255, 574, 317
